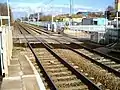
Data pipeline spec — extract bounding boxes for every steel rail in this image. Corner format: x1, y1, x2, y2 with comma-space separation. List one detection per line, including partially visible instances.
17, 23, 58, 90
24, 23, 120, 78
18, 22, 101, 90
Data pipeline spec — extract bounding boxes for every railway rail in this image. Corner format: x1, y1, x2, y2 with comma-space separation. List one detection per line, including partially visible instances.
16, 23, 101, 90
15, 22, 120, 89
26, 23, 103, 49
21, 23, 120, 78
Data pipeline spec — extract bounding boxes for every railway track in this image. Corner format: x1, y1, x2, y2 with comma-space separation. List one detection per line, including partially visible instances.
17, 22, 120, 89
76, 48, 120, 74
21, 23, 120, 77
25, 23, 103, 49
16, 23, 101, 90
31, 48, 90, 90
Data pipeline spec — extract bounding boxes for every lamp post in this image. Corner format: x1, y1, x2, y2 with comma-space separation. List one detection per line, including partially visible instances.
116, 11, 119, 29
7, 0, 10, 29
69, 0, 72, 27
27, 11, 29, 22
70, 0, 72, 15
115, 0, 119, 29
50, 5, 54, 24
37, 12, 39, 22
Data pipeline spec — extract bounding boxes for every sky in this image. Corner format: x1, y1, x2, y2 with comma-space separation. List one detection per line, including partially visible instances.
0, 0, 115, 19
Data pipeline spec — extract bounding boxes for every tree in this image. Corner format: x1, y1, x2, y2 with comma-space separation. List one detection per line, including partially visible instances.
40, 15, 52, 21
106, 5, 114, 11
76, 12, 83, 15
105, 5, 115, 20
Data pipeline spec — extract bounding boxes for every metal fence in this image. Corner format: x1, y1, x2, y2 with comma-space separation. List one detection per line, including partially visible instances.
69, 25, 114, 33
25, 21, 49, 27
24, 21, 66, 28
24, 21, 114, 33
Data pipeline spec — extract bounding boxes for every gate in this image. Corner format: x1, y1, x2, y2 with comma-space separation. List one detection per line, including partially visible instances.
0, 32, 4, 76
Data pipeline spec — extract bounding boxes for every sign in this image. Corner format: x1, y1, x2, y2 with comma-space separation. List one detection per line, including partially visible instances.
0, 16, 10, 19
115, 0, 120, 11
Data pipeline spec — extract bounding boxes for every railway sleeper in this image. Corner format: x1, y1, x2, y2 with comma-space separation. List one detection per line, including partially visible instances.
52, 75, 77, 81
46, 67, 68, 72
40, 60, 59, 64
101, 61, 116, 65
56, 80, 85, 88
108, 64, 120, 68
38, 58, 56, 60
43, 64, 64, 69
97, 59, 113, 62
49, 71, 72, 77
115, 68, 120, 71
37, 55, 54, 58
41, 62, 61, 65
53, 76, 78, 82
58, 85, 88, 90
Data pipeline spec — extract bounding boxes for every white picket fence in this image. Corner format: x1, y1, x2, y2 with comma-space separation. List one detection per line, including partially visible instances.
0, 26, 13, 76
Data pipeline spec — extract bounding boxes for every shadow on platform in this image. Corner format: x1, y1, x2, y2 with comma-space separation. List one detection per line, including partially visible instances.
0, 76, 3, 89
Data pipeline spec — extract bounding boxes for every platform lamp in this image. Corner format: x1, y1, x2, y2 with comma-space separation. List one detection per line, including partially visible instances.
7, 0, 10, 30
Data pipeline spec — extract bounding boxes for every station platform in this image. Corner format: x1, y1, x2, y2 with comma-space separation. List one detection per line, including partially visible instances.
0, 47, 45, 90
